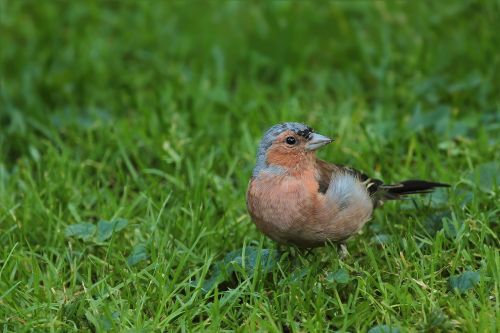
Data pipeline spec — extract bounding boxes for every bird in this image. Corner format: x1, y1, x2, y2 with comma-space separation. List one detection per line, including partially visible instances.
246, 122, 449, 248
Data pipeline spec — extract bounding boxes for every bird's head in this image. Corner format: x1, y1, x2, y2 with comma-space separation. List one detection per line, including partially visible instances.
253, 122, 333, 177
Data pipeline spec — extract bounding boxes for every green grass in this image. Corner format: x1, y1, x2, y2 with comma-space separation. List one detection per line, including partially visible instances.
1, 1, 499, 332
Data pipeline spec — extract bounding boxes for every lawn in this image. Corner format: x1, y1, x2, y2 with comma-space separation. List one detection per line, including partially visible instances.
0, 1, 499, 332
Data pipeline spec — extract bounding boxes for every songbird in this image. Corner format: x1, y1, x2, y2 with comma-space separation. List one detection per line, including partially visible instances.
246, 122, 449, 248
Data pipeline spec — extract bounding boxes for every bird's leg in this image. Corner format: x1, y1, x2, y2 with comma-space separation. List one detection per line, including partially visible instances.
337, 242, 349, 259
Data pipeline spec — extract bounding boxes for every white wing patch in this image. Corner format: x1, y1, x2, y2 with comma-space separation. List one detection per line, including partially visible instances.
326, 172, 372, 211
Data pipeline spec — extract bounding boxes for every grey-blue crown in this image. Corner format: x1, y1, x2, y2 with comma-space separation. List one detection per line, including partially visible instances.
253, 122, 313, 176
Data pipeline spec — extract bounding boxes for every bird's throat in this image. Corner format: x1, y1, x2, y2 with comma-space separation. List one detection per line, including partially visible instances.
266, 150, 316, 177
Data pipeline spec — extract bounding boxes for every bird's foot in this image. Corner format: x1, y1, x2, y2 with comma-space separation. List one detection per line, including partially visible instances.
337, 243, 349, 260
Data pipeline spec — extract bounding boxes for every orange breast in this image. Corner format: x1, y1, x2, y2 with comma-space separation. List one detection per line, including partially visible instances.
246, 171, 320, 244
247, 167, 374, 247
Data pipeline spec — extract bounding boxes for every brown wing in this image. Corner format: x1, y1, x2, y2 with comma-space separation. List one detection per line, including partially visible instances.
315, 159, 383, 195
315, 159, 449, 207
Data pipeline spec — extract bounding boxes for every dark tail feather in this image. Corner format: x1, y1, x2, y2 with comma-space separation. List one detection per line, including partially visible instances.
381, 180, 450, 199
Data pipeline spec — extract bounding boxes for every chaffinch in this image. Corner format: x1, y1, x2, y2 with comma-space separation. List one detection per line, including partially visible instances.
246, 122, 449, 248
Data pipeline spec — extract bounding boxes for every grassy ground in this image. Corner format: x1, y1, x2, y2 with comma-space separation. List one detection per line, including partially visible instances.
1, 1, 499, 332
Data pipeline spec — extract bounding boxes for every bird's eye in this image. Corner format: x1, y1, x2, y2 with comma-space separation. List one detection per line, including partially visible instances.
286, 136, 296, 145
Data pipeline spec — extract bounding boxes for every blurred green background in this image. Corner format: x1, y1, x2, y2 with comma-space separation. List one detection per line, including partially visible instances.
2, 1, 498, 153
0, 1, 498, 331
